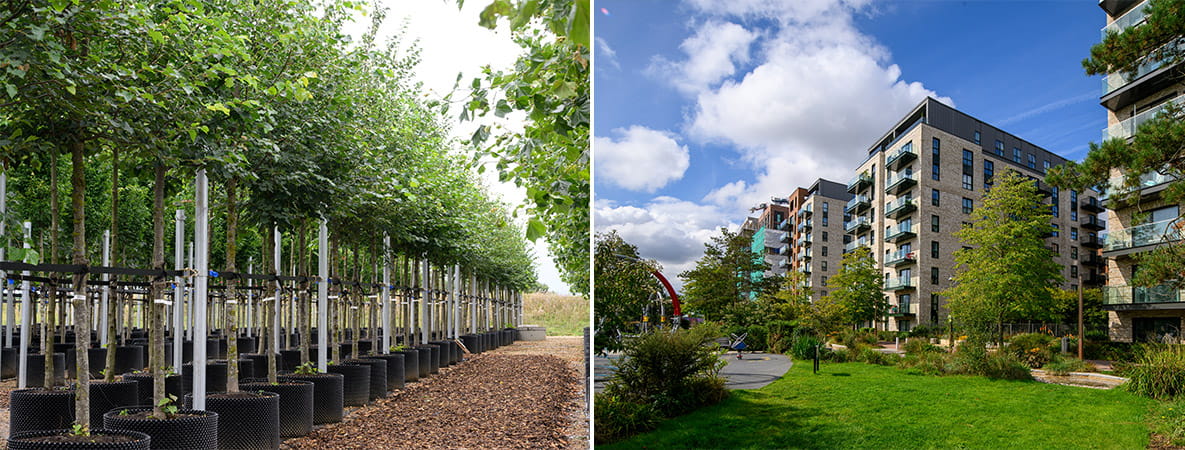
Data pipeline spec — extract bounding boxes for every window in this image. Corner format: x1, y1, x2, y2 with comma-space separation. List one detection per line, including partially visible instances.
1013, 147, 1022, 163
931, 267, 940, 285
1070, 190, 1078, 206
931, 215, 940, 232
1071, 210, 1078, 221
1027, 154, 1036, 169
932, 189, 940, 206
822, 216, 828, 226
931, 294, 941, 323
962, 174, 973, 190
932, 142, 941, 181
1052, 243, 1059, 255
1071, 247, 1078, 259
1043, 160, 1051, 173
931, 241, 940, 259
1071, 227, 1078, 240
822, 277, 828, 286
822, 202, 829, 213
821, 246, 828, 257
1052, 224, 1060, 237
822, 231, 829, 242
822, 261, 828, 272
962, 149, 974, 169
962, 197, 973, 214
974, 131, 981, 145
995, 140, 1004, 156
1071, 265, 1079, 279
983, 160, 994, 189
1052, 204, 1059, 218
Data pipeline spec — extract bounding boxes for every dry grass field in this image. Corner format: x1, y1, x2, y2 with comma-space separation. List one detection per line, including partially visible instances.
523, 292, 589, 336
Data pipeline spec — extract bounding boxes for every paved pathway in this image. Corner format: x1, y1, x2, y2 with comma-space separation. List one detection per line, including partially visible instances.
594, 351, 793, 392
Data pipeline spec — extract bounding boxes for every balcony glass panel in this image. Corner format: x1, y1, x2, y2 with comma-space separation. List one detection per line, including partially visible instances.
1104, 217, 1183, 251
1103, 93, 1185, 141
1104, 284, 1183, 305
1102, 171, 1178, 200
1101, 0, 1149, 38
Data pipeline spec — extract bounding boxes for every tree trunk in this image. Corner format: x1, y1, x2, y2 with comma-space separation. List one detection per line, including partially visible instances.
225, 177, 239, 393
149, 162, 167, 419
69, 139, 91, 431
330, 236, 340, 364
298, 221, 310, 366
45, 149, 58, 388
104, 147, 120, 382
263, 226, 277, 382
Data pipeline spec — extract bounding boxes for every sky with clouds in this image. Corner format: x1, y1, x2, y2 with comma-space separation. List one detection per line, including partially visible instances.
342, 2, 573, 294
594, 0, 1104, 290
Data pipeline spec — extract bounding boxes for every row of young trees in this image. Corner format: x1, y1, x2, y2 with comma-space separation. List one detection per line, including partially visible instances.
2, 0, 544, 432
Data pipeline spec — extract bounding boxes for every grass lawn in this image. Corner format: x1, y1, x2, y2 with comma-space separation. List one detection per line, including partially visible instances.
523, 292, 588, 336
603, 362, 1152, 449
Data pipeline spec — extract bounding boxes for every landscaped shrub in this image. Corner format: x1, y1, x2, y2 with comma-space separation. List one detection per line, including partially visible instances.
604, 324, 729, 417
899, 351, 950, 376
1084, 341, 1139, 362
857, 347, 898, 366
790, 334, 822, 361
903, 338, 941, 355
593, 393, 660, 444
1006, 333, 1057, 368
827, 348, 852, 363
981, 352, 1033, 381
839, 329, 879, 349
1084, 329, 1110, 342
766, 320, 797, 354
1125, 345, 1185, 400
1043, 355, 1095, 376
908, 324, 940, 338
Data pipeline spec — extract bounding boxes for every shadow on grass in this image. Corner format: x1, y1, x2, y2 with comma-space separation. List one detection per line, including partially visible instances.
603, 391, 845, 449
830, 373, 850, 377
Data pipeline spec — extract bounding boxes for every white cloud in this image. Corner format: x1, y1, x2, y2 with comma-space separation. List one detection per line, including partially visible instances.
595, 197, 736, 290
648, 21, 758, 94
596, 37, 620, 70
595, 126, 691, 192
674, 0, 950, 213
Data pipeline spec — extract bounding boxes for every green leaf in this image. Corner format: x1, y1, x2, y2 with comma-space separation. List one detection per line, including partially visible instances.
526, 218, 546, 241
478, 0, 512, 29
567, 0, 590, 47
5, 84, 16, 98
64, 85, 76, 95
148, 30, 165, 44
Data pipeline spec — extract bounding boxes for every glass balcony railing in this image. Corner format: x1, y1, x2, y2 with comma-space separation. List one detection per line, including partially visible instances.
797, 234, 812, 246
888, 302, 917, 316
843, 241, 868, 253
1104, 284, 1183, 305
885, 172, 917, 194
885, 249, 916, 266
1101, 0, 1149, 38
885, 223, 918, 243
847, 173, 873, 193
1104, 217, 1183, 251
845, 195, 870, 212
885, 197, 916, 218
884, 277, 917, 291
844, 216, 871, 232
1103, 93, 1185, 141
1101, 171, 1178, 200
886, 144, 917, 170
798, 204, 813, 217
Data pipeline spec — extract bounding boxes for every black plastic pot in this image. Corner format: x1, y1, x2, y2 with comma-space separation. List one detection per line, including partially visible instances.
363, 354, 404, 391
241, 353, 282, 379
278, 349, 302, 372
215, 359, 254, 382
181, 362, 227, 394
121, 373, 183, 407
420, 344, 440, 374
10, 388, 74, 433
187, 391, 279, 450
103, 407, 217, 450
415, 346, 431, 379
394, 349, 419, 382
26, 352, 66, 387
343, 359, 386, 400
278, 372, 343, 424
461, 334, 478, 355
241, 380, 314, 437
235, 337, 257, 355
429, 341, 450, 367
88, 380, 139, 427
327, 363, 370, 406
1, 347, 16, 378
7, 429, 151, 450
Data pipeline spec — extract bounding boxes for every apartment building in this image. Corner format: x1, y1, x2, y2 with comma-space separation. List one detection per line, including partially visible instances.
743, 200, 791, 279
1097, 0, 1185, 342
786, 179, 853, 301
845, 97, 1104, 332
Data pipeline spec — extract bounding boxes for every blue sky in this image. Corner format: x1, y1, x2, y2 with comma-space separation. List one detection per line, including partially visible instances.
593, 0, 1106, 290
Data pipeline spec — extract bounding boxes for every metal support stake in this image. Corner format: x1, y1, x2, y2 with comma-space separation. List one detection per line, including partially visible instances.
100, 230, 110, 346
173, 210, 185, 373
193, 170, 209, 410
317, 219, 328, 372
17, 222, 30, 388
381, 234, 391, 353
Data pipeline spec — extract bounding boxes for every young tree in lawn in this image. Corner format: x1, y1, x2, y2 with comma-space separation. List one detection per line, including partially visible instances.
1048, 0, 1185, 286
942, 170, 1064, 346
822, 246, 887, 329
592, 231, 661, 354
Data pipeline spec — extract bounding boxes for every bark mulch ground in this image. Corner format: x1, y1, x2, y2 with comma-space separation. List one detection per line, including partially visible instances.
285, 336, 587, 449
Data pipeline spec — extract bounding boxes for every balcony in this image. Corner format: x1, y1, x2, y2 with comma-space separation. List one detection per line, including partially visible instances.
884, 197, 917, 220
1033, 180, 1053, 197
1100, 0, 1144, 20
888, 302, 917, 317
885, 172, 917, 195
843, 241, 867, 254
1082, 215, 1106, 231
1101, 170, 1178, 204
797, 219, 813, 233
845, 217, 871, 233
1101, 0, 1148, 38
778, 218, 791, 231
885, 223, 918, 244
884, 277, 917, 292
1103, 217, 1183, 253
798, 204, 813, 218
1104, 284, 1184, 309
1103, 93, 1185, 141
845, 195, 871, 213
1082, 253, 1105, 267
1081, 197, 1104, 213
886, 144, 917, 171
885, 249, 916, 267
777, 243, 789, 255
797, 250, 812, 262
780, 231, 791, 243
1082, 234, 1104, 249
1083, 273, 1107, 285
797, 234, 812, 247
847, 172, 873, 193
797, 264, 812, 275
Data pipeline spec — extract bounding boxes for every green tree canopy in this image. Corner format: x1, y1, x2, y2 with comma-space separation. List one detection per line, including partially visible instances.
822, 246, 886, 328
